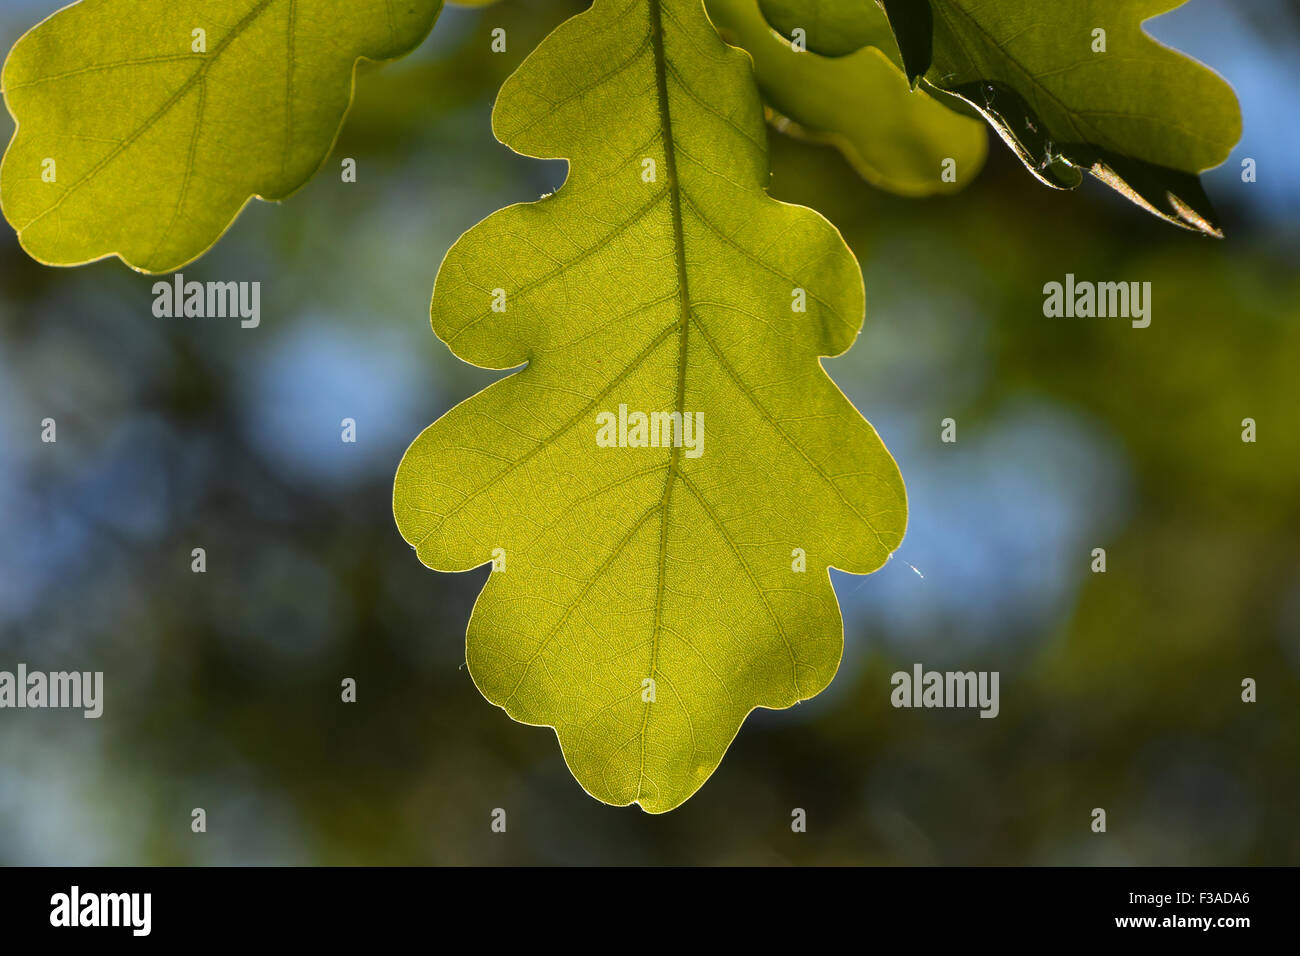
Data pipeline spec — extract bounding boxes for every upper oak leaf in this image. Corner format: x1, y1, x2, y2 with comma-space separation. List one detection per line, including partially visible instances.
1, 0, 442, 272
709, 0, 987, 196
878, 0, 1242, 235
393, 0, 906, 811
757, 0, 887, 57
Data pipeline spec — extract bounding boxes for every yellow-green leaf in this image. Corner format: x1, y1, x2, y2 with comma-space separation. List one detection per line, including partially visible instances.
757, 0, 889, 58
394, 0, 906, 812
1, 0, 442, 272
709, 0, 986, 195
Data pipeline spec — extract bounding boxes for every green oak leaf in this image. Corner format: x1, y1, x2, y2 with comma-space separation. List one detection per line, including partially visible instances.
394, 0, 906, 812
878, 0, 1242, 235
709, 0, 986, 195
757, 0, 891, 57
1, 0, 442, 272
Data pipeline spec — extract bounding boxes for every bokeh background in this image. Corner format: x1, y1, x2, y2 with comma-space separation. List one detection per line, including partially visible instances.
1, 0, 1297, 864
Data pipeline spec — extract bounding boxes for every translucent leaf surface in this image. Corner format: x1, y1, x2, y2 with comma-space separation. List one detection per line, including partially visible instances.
1, 0, 442, 271
394, 0, 906, 811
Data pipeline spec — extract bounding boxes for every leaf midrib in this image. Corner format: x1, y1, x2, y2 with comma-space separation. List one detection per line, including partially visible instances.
641, 0, 691, 803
